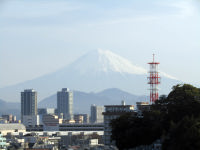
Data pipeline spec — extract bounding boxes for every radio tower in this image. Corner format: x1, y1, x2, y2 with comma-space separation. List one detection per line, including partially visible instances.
148, 54, 160, 103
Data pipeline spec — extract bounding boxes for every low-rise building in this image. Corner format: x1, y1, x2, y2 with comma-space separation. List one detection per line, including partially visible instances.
74, 114, 84, 124
90, 105, 104, 123
136, 102, 150, 112
74, 114, 89, 124
0, 124, 26, 136
59, 123, 104, 131
38, 108, 55, 115
103, 101, 135, 145
0, 134, 7, 149
1, 114, 13, 123
43, 114, 63, 131
22, 115, 40, 127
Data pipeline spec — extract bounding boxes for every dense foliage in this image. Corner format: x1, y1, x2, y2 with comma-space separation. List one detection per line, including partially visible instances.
111, 84, 200, 150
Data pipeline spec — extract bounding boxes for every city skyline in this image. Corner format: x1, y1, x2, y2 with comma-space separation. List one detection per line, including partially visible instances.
1, 1, 198, 149
0, 0, 200, 89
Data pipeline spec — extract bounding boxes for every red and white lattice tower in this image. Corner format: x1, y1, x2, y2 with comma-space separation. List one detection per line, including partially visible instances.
148, 54, 160, 103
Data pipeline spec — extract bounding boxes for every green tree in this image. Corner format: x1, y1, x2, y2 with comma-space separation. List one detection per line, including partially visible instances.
111, 112, 162, 150
111, 84, 200, 150
152, 84, 200, 131
163, 116, 200, 150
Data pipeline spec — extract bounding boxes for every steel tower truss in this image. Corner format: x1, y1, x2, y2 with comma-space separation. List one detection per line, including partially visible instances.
148, 54, 160, 103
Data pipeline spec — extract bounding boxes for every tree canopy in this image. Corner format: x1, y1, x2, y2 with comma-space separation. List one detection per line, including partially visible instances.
111, 84, 200, 150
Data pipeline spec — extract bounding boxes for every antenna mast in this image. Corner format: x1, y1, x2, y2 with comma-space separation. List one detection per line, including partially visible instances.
148, 54, 160, 103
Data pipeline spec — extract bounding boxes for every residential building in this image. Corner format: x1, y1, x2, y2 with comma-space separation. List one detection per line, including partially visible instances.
74, 114, 89, 124
74, 114, 84, 123
1, 114, 12, 123
57, 88, 73, 120
42, 114, 63, 131
38, 108, 55, 115
38, 108, 55, 125
59, 123, 104, 131
0, 124, 26, 136
103, 101, 135, 145
90, 105, 104, 123
22, 115, 40, 127
21, 89, 37, 123
0, 134, 7, 149
0, 117, 7, 124
136, 102, 150, 112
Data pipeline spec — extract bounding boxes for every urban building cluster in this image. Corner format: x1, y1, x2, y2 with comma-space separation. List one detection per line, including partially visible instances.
0, 114, 19, 124
0, 88, 150, 150
1, 88, 120, 149
0, 86, 150, 149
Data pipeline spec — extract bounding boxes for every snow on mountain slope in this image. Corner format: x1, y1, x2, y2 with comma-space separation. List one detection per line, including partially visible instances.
70, 49, 177, 80
70, 49, 147, 75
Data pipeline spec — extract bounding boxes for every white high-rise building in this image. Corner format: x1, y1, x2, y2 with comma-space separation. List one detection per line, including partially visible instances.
90, 105, 104, 123
57, 88, 73, 120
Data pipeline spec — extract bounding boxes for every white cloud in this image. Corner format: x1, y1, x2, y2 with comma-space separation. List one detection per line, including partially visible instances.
159, 71, 178, 80
87, 15, 158, 27
0, 1, 82, 18
168, 1, 197, 18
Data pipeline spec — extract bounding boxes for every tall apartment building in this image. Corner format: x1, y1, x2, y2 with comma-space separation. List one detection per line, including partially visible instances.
57, 88, 73, 120
103, 101, 135, 145
90, 105, 104, 123
21, 89, 37, 122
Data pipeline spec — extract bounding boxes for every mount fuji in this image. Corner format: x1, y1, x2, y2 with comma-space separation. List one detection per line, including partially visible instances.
0, 49, 180, 102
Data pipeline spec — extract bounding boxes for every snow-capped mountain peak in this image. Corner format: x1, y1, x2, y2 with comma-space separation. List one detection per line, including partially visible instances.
71, 49, 147, 75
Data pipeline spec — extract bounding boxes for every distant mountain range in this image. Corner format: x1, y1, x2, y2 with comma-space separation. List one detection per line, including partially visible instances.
39, 88, 149, 114
0, 88, 148, 119
0, 49, 181, 102
0, 99, 20, 119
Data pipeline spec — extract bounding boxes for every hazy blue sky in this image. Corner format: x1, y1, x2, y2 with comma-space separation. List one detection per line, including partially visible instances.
0, 0, 200, 88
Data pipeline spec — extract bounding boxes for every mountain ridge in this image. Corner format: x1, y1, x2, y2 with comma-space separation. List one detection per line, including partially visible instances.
0, 88, 148, 118
39, 88, 148, 114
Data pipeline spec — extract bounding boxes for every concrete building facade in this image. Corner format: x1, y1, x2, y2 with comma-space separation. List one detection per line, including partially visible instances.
90, 105, 104, 123
22, 115, 40, 127
103, 102, 135, 145
21, 89, 37, 122
74, 114, 89, 124
136, 102, 150, 112
0, 124, 26, 136
42, 114, 63, 131
57, 88, 73, 120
